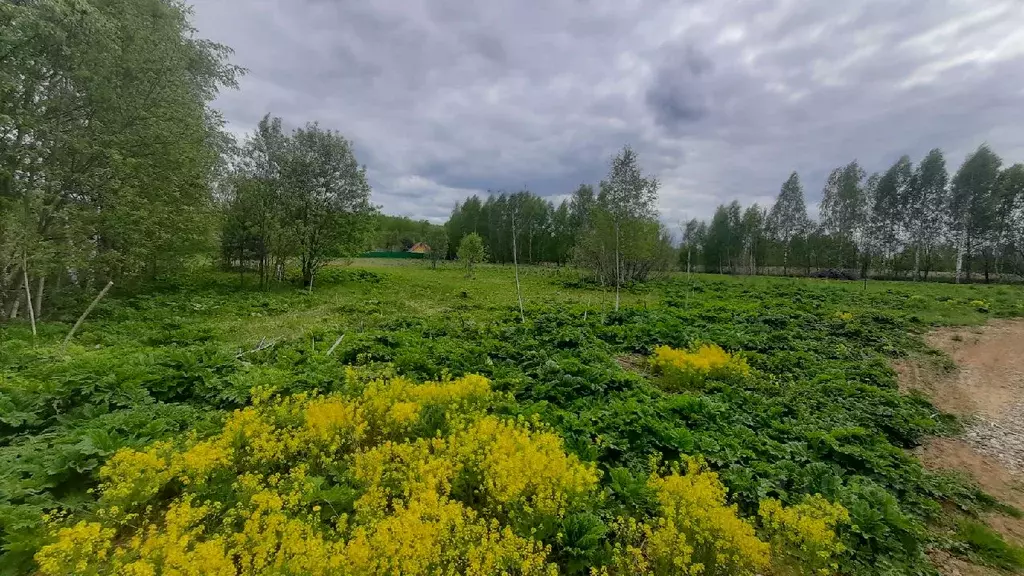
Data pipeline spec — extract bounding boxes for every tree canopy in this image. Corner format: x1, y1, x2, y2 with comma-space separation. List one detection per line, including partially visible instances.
1, 0, 240, 319
221, 116, 375, 287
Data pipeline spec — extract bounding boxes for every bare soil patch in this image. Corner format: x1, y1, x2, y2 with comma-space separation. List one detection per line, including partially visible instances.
915, 437, 1024, 512
928, 550, 1003, 576
908, 321, 1024, 477
900, 319, 1024, 571
925, 322, 1024, 422
615, 353, 647, 374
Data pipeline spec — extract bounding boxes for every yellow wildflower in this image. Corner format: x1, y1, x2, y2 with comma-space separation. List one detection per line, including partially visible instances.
603, 461, 770, 575
759, 494, 849, 575
650, 344, 751, 390
37, 373, 575, 576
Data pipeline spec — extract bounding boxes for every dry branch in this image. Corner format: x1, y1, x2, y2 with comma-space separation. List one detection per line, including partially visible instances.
61, 281, 113, 352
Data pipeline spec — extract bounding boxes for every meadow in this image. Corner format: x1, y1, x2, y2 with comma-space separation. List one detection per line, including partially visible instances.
2, 260, 1024, 575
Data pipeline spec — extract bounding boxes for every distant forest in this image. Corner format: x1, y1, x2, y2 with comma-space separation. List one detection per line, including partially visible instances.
440, 145, 1024, 282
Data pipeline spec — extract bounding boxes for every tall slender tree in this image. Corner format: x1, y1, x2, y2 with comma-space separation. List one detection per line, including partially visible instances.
597, 146, 659, 310
766, 172, 809, 275
950, 145, 1001, 282
550, 200, 573, 265
741, 204, 767, 275
870, 156, 913, 274
704, 205, 732, 274
1002, 164, 1024, 274
907, 149, 949, 280
820, 161, 868, 270
680, 219, 707, 275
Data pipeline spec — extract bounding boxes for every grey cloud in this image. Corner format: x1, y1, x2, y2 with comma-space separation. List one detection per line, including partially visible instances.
646, 44, 715, 130
191, 0, 1024, 223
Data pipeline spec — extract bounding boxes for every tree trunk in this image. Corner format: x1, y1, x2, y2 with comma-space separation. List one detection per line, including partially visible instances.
7, 291, 23, 320
955, 230, 965, 284
966, 235, 973, 281
34, 275, 45, 319
22, 267, 36, 336
614, 221, 621, 312
302, 258, 315, 289
913, 243, 921, 281
511, 218, 525, 322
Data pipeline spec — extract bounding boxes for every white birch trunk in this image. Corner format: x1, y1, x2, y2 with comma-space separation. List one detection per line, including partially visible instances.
955, 230, 965, 284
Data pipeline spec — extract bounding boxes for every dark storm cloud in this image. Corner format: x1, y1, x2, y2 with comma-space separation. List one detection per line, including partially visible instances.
646, 44, 715, 130
190, 0, 1024, 223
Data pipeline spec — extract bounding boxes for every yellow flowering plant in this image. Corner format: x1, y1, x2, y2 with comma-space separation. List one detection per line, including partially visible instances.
599, 459, 771, 576
758, 494, 850, 575
650, 344, 751, 390
35, 373, 588, 576
36, 369, 849, 576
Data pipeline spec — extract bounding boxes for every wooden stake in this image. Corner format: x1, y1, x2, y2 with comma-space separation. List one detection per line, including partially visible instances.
22, 265, 36, 337
326, 333, 345, 356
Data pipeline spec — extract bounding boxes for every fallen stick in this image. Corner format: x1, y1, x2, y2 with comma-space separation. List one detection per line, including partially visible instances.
237, 337, 276, 358
62, 280, 113, 352
326, 333, 345, 356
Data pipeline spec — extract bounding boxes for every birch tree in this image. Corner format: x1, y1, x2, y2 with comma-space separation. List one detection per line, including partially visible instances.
907, 149, 949, 280
767, 172, 809, 275
950, 145, 1001, 282
869, 156, 913, 274
1, 0, 240, 319
596, 146, 659, 310
820, 161, 868, 270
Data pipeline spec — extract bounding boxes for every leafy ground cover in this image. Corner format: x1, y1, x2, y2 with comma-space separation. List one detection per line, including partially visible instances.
3, 260, 1024, 574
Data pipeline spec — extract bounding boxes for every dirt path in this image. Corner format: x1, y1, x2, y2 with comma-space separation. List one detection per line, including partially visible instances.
897, 319, 1024, 574
901, 321, 1024, 481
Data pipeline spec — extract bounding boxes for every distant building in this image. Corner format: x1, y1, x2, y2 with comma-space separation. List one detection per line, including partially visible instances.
408, 242, 431, 254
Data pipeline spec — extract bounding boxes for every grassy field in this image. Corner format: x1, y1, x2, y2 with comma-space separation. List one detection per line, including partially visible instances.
3, 260, 1024, 575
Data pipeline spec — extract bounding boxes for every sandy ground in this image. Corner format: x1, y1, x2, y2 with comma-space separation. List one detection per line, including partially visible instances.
897, 320, 1024, 575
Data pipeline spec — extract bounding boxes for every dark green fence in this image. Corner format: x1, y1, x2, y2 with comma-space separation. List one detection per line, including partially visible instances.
359, 251, 425, 259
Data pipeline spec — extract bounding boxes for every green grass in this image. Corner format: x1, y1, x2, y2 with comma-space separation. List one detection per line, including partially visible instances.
956, 519, 1024, 571
2, 260, 1024, 574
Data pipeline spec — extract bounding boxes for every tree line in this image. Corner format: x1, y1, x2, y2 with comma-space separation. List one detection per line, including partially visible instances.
446, 191, 576, 265
369, 214, 444, 253
447, 144, 1024, 284
447, 147, 675, 306
685, 145, 1024, 282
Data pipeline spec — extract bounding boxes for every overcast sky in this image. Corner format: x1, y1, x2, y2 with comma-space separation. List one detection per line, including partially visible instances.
190, 0, 1024, 224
